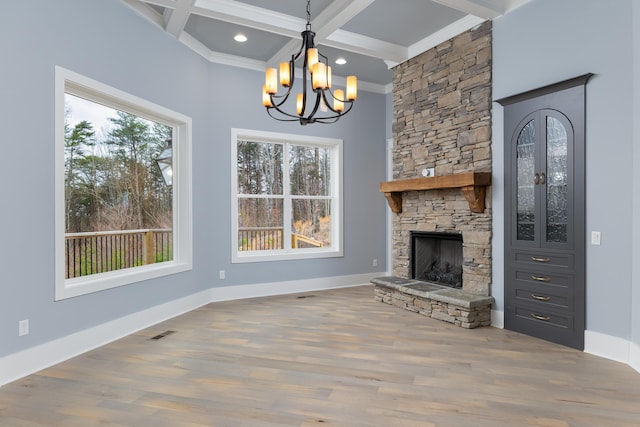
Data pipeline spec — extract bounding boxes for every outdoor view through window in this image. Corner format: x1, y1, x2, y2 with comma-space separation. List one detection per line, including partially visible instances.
237, 139, 333, 253
64, 94, 173, 279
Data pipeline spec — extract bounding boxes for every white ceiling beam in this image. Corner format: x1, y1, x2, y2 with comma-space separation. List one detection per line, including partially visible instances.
432, 0, 505, 19
165, 0, 196, 37
310, 0, 375, 40
324, 30, 407, 64
267, 0, 375, 66
192, 0, 304, 38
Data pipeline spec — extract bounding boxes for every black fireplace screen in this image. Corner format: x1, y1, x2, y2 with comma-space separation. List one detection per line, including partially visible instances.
410, 232, 463, 288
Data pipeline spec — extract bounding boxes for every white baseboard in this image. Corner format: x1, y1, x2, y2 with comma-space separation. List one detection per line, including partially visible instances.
584, 330, 631, 365
0, 288, 212, 387
209, 272, 379, 302
491, 309, 504, 328
630, 341, 640, 373
0, 273, 378, 387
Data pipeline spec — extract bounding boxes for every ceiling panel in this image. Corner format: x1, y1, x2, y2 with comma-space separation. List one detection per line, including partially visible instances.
185, 15, 292, 61
341, 0, 467, 46
232, 0, 333, 20
315, 44, 393, 86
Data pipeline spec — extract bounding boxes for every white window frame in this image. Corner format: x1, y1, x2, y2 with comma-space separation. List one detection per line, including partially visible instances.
54, 66, 193, 300
231, 128, 343, 263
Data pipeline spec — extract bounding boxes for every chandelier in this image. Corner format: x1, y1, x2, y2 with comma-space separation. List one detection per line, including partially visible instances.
262, 0, 358, 125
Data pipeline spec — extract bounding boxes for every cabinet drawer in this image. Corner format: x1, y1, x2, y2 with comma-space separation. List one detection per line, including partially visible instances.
512, 282, 572, 310
513, 250, 574, 270
512, 303, 574, 330
513, 269, 573, 290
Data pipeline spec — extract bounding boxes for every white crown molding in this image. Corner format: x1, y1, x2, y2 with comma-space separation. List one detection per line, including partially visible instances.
408, 14, 486, 61
121, 0, 166, 29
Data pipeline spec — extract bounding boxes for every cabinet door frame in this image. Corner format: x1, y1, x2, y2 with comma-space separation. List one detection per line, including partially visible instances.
497, 73, 591, 350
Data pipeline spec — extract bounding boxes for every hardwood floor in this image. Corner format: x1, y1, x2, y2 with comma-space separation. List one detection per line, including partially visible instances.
1, 285, 639, 426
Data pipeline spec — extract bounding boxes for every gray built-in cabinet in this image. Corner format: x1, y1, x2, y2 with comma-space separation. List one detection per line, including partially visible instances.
497, 74, 592, 350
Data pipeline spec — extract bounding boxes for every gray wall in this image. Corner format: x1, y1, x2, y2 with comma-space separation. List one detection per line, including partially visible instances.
0, 0, 387, 358
633, 1, 640, 355
492, 0, 637, 342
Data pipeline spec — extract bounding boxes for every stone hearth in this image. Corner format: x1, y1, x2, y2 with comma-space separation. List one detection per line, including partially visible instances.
372, 276, 493, 329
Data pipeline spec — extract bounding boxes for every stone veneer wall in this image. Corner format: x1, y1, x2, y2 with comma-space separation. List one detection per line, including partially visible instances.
391, 21, 492, 296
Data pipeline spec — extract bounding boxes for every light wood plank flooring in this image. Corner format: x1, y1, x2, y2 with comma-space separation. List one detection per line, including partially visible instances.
1, 285, 639, 426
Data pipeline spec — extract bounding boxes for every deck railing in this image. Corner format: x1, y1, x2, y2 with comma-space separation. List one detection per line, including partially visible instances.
65, 229, 172, 279
238, 227, 323, 251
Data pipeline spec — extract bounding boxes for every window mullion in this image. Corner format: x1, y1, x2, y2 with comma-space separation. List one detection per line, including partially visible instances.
283, 142, 292, 251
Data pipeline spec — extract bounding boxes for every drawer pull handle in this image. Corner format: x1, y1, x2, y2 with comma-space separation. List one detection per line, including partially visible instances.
531, 313, 551, 321
531, 256, 551, 263
531, 293, 551, 302
531, 275, 551, 282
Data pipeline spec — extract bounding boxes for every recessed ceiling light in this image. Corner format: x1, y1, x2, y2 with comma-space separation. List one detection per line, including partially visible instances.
335, 58, 347, 65
234, 34, 247, 42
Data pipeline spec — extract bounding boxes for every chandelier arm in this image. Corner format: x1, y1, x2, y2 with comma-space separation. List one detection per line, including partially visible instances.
293, 35, 306, 63
270, 86, 293, 108
266, 108, 300, 122
268, 102, 304, 120
306, 91, 323, 120
317, 90, 354, 117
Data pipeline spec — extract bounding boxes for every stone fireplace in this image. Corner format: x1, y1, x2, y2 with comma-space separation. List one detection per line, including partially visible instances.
373, 21, 494, 328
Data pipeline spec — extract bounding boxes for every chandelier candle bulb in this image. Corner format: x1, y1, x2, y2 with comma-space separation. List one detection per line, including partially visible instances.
334, 89, 344, 112
279, 62, 290, 87
296, 93, 304, 115
346, 76, 358, 100
262, 85, 273, 107
265, 68, 278, 94
307, 48, 318, 68
312, 63, 327, 89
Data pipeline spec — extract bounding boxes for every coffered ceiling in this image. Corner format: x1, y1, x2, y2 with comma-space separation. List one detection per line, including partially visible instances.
122, 0, 530, 92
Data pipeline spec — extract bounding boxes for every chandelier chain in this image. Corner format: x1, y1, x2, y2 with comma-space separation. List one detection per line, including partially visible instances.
306, 0, 311, 30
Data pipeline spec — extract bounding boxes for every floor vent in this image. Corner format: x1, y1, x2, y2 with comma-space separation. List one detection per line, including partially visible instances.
150, 330, 175, 340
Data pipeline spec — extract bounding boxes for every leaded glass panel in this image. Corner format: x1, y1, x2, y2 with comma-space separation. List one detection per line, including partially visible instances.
546, 116, 568, 243
516, 120, 536, 241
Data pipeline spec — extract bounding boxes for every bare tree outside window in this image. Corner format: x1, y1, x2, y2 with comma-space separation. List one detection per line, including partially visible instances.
64, 94, 173, 278
234, 133, 339, 257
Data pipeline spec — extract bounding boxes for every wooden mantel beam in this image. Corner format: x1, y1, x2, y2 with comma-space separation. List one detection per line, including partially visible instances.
379, 172, 491, 213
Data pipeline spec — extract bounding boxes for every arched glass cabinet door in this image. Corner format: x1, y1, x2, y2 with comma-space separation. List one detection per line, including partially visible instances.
512, 109, 573, 249
542, 111, 573, 249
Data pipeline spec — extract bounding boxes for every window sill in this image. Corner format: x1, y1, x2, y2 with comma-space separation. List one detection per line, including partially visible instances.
55, 260, 192, 301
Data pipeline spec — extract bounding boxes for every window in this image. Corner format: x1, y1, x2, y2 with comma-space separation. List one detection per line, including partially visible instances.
55, 67, 192, 300
231, 129, 343, 262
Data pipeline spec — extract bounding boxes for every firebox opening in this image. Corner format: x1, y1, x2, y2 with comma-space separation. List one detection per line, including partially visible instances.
410, 232, 463, 289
